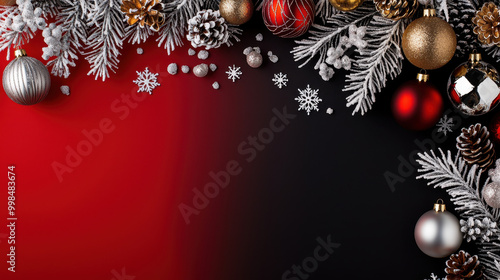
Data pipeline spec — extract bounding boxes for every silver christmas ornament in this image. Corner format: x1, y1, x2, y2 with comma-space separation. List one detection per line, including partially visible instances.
482, 182, 500, 208
3, 49, 51, 105
193, 64, 209, 78
447, 52, 500, 116
246, 51, 263, 68
414, 200, 462, 258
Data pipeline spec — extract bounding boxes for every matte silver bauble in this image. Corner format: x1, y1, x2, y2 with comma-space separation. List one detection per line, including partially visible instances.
3, 49, 51, 105
483, 182, 500, 208
193, 63, 209, 78
414, 200, 462, 258
246, 51, 263, 68
447, 52, 500, 116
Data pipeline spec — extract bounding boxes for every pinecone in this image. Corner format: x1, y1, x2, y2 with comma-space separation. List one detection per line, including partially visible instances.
445, 250, 484, 280
373, 0, 419, 21
120, 0, 165, 32
460, 217, 498, 242
472, 2, 500, 46
449, 3, 480, 56
186, 9, 229, 50
456, 123, 496, 170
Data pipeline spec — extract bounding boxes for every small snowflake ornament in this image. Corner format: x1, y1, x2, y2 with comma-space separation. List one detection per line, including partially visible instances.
272, 72, 288, 89
133, 67, 160, 94
436, 115, 454, 136
295, 85, 322, 115
226, 65, 242, 82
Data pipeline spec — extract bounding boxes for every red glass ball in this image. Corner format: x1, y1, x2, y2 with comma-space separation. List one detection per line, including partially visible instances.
262, 0, 315, 38
489, 111, 500, 144
392, 80, 443, 130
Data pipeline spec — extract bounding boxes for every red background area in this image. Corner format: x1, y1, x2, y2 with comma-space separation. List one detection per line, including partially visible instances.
0, 32, 257, 279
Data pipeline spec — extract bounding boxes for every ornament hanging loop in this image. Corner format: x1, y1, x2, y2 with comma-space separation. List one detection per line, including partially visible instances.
434, 199, 446, 212
416, 69, 429, 82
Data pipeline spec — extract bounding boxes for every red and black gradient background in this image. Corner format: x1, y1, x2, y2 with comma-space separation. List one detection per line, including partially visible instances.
0, 14, 488, 280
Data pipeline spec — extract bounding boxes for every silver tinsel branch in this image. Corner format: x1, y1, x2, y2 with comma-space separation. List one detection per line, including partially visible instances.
417, 149, 500, 279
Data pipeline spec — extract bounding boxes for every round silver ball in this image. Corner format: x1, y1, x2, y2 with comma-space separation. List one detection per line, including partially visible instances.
193, 63, 209, 78
3, 51, 51, 105
483, 182, 500, 208
246, 51, 263, 68
414, 210, 462, 258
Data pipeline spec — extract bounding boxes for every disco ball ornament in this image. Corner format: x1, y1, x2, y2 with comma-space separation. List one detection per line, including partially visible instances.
402, 8, 456, 70
328, 0, 363, 11
447, 52, 500, 116
414, 200, 462, 258
262, 0, 315, 38
219, 0, 254, 25
2, 49, 51, 105
392, 73, 443, 130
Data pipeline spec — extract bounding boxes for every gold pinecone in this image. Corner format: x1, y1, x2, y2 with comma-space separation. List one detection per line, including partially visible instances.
373, 0, 419, 21
472, 2, 500, 46
456, 123, 496, 170
120, 0, 165, 32
445, 250, 484, 280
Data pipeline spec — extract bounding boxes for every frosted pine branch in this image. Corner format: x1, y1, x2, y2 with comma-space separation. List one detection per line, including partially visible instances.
47, 1, 88, 78
344, 16, 406, 115
0, 5, 35, 59
85, 0, 125, 81
417, 149, 500, 279
315, 0, 338, 21
292, 4, 376, 69
156, 0, 202, 54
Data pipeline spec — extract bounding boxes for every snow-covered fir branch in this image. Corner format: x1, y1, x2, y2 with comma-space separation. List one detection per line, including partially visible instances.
344, 16, 406, 115
292, 4, 376, 69
315, 0, 338, 22
85, 0, 125, 81
156, 0, 203, 54
417, 149, 500, 279
46, 0, 88, 78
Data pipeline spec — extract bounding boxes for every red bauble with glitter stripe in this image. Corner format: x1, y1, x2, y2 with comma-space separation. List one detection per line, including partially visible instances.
262, 0, 314, 38
392, 79, 443, 131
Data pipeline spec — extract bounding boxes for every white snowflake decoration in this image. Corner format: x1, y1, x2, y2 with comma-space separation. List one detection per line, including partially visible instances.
424, 273, 445, 280
436, 115, 454, 136
226, 65, 242, 82
133, 67, 160, 95
295, 85, 322, 115
272, 73, 288, 89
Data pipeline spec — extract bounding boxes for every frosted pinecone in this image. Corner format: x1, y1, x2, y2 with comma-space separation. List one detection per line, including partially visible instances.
460, 217, 499, 242
186, 9, 229, 50
449, 3, 479, 56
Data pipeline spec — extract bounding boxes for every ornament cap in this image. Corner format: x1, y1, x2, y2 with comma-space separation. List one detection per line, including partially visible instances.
433, 199, 446, 212
14, 49, 27, 58
423, 8, 436, 17
469, 52, 482, 64
416, 72, 429, 82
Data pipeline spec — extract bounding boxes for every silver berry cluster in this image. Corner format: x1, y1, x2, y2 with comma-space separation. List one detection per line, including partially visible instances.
42, 23, 64, 60
5, 0, 46, 32
460, 217, 499, 242
186, 9, 229, 50
317, 25, 367, 81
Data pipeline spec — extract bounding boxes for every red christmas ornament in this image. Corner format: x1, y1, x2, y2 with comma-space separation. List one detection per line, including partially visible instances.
489, 111, 500, 144
392, 73, 443, 130
262, 0, 314, 38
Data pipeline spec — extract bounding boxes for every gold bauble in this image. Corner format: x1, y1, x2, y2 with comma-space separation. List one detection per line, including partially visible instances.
219, 0, 254, 25
0, 0, 16, 5
402, 8, 456, 70
328, 0, 364, 11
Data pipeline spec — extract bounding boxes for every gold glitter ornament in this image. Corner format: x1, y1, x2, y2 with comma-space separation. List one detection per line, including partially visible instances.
219, 0, 254, 25
328, 0, 364, 11
402, 8, 457, 70
0, 0, 16, 6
